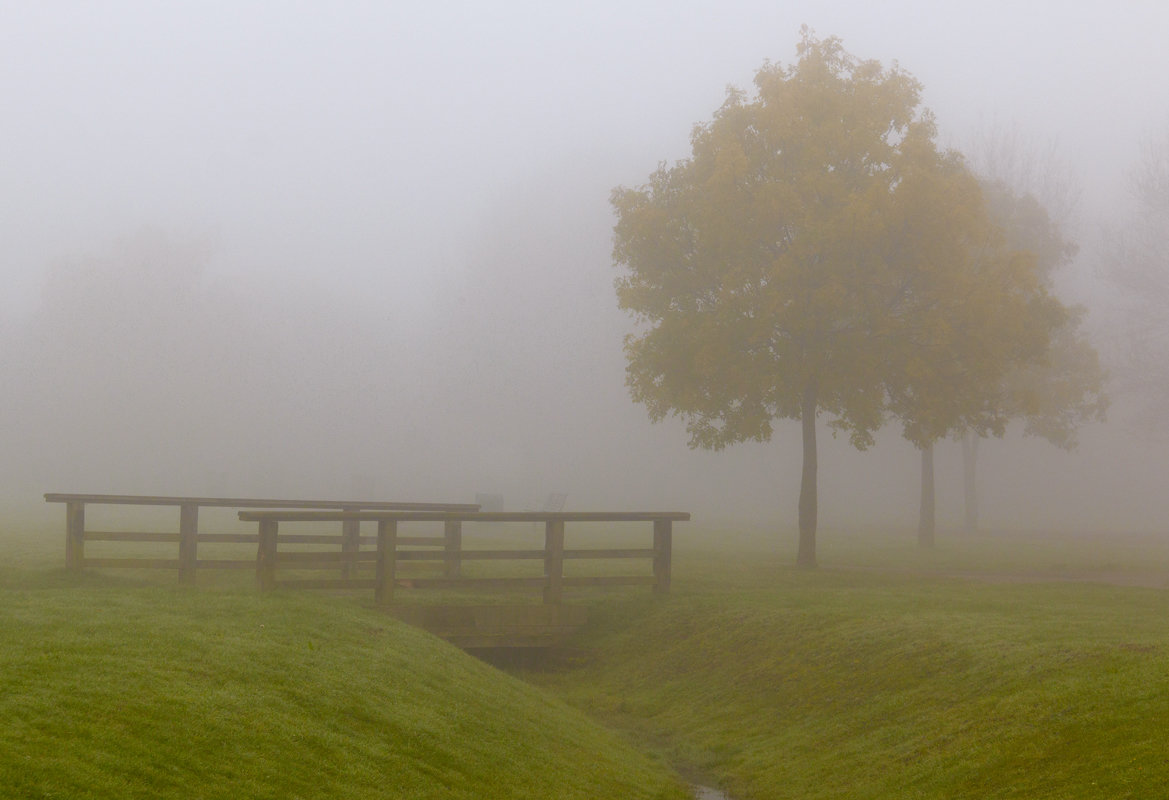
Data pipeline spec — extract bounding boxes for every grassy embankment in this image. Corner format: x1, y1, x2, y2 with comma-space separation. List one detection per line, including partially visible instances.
0, 526, 688, 800
531, 527, 1169, 800
12, 517, 1169, 799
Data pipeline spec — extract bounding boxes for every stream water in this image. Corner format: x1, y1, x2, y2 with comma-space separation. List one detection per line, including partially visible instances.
692, 785, 731, 799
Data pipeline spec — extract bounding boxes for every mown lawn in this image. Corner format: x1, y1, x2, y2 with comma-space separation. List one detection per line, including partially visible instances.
532, 529, 1169, 799
0, 526, 688, 800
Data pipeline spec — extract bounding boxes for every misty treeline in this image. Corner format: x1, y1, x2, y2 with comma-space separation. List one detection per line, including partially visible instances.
1102, 127, 1169, 429
0, 186, 752, 517
1, 231, 410, 499
611, 31, 1119, 565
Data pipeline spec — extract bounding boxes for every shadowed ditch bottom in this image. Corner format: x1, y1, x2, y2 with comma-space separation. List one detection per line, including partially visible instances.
469, 643, 735, 798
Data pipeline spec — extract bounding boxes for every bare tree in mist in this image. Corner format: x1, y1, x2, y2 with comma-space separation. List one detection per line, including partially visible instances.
420, 157, 676, 509
1102, 126, 1169, 433
953, 128, 1108, 534
967, 120, 1082, 229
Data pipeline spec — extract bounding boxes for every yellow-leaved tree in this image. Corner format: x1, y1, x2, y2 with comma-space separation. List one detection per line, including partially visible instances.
880, 154, 1078, 546
612, 30, 1073, 564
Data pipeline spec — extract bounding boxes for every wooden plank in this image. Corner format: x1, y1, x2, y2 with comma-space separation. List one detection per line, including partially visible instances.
401, 577, 547, 590
393, 551, 446, 562
194, 559, 256, 569
396, 536, 446, 547
543, 519, 564, 604
274, 578, 378, 590
393, 548, 647, 562
83, 531, 181, 542
83, 558, 180, 569
562, 576, 656, 587
179, 503, 198, 585
387, 604, 589, 648
235, 499, 479, 511
196, 533, 259, 543
375, 519, 397, 607
239, 510, 691, 523
562, 548, 656, 559
46, 493, 478, 511
431, 632, 574, 649
276, 550, 378, 564
395, 549, 545, 561
459, 549, 547, 560
275, 534, 345, 545
654, 519, 672, 594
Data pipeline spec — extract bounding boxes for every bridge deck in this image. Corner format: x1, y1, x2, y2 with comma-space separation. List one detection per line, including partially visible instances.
387, 604, 589, 649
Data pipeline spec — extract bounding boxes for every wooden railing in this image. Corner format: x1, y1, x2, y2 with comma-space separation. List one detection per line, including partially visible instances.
236, 510, 689, 604
43, 494, 479, 583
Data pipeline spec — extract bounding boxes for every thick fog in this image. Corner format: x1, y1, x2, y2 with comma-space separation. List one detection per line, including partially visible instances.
3, 2, 1169, 536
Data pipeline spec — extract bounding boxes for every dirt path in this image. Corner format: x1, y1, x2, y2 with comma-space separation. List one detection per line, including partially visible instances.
829, 565, 1169, 589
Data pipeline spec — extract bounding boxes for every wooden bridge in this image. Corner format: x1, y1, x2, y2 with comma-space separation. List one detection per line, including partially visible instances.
45, 494, 688, 649
238, 510, 687, 648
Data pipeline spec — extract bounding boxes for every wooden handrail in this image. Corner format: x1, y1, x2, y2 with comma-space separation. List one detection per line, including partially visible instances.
241, 510, 687, 602
45, 493, 479, 511
237, 510, 691, 522
45, 493, 479, 582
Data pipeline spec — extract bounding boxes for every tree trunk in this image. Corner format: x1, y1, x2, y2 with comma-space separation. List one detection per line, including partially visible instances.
918, 441, 935, 548
961, 432, 979, 535
797, 380, 818, 568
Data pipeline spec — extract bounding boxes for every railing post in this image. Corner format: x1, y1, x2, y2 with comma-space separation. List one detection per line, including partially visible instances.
65, 501, 85, 573
375, 519, 397, 607
444, 519, 462, 578
653, 519, 672, 594
341, 507, 359, 579
257, 519, 278, 591
543, 519, 564, 604
179, 503, 199, 585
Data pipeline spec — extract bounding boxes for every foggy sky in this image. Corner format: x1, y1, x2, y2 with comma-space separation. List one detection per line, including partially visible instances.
3, 2, 1169, 538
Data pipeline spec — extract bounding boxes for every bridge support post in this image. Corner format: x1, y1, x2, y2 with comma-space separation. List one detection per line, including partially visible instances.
341, 507, 359, 579
179, 503, 199, 585
653, 519, 672, 594
543, 519, 564, 604
65, 501, 85, 573
444, 520, 462, 578
375, 519, 397, 607
257, 519, 278, 591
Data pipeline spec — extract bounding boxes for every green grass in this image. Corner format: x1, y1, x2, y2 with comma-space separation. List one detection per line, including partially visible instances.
677, 524, 1169, 579
13, 520, 1169, 799
532, 532, 1169, 799
0, 538, 688, 799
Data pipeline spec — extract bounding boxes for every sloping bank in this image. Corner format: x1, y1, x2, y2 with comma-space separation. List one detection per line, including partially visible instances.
530, 565, 1169, 800
0, 578, 689, 800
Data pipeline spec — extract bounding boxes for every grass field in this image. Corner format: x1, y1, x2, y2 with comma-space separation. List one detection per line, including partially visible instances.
7, 521, 1169, 799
